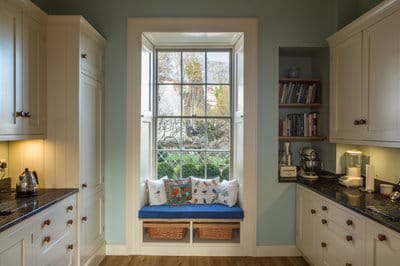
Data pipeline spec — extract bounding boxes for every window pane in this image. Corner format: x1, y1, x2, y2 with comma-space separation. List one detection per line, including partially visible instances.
182, 118, 206, 149
207, 152, 230, 180
181, 151, 205, 178
207, 85, 230, 116
158, 85, 181, 116
183, 85, 205, 116
157, 151, 180, 179
207, 119, 230, 150
207, 52, 230, 84
157, 118, 181, 149
158, 52, 181, 83
183, 52, 205, 83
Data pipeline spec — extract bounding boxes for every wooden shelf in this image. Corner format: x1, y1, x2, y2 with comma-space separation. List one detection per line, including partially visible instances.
279, 136, 326, 141
279, 78, 321, 83
279, 103, 321, 108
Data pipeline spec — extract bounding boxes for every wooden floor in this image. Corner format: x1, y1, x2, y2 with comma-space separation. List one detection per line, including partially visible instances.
99, 256, 309, 266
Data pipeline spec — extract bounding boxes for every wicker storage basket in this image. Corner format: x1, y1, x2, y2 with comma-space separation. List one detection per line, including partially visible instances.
144, 222, 188, 240
195, 223, 240, 240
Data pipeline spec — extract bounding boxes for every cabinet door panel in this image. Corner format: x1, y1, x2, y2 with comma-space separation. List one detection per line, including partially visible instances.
0, 0, 22, 134
363, 11, 400, 141
330, 32, 363, 140
0, 222, 32, 266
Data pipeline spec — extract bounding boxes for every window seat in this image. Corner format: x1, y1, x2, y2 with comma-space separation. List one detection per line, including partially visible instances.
138, 204, 244, 219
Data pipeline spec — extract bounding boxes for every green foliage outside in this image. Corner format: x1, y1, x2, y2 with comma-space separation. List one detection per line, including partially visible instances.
197, 163, 221, 178
157, 162, 174, 179
222, 167, 230, 181
181, 163, 198, 178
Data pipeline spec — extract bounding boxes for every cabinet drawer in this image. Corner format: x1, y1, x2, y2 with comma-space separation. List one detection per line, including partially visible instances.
319, 198, 364, 238
34, 195, 76, 240
35, 231, 76, 266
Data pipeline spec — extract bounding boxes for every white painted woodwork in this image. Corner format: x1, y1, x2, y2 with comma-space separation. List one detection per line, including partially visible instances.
0, 0, 22, 136
0, 0, 46, 140
365, 220, 400, 266
0, 220, 32, 266
46, 15, 106, 265
127, 18, 258, 256
297, 185, 400, 266
328, 0, 400, 147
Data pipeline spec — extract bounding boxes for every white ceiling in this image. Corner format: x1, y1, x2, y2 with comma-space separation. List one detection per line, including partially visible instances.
143, 32, 243, 47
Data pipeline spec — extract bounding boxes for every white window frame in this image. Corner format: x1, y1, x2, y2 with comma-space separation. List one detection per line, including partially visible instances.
127, 18, 258, 256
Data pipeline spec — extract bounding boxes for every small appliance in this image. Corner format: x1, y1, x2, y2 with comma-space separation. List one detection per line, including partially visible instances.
279, 142, 297, 178
16, 168, 38, 197
299, 147, 321, 179
338, 150, 363, 187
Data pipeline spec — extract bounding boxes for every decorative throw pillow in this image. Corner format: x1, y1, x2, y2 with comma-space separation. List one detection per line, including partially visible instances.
217, 179, 239, 207
147, 176, 168, 206
190, 176, 219, 204
164, 179, 192, 205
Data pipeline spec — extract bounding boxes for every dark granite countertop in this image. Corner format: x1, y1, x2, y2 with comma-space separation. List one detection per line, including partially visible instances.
0, 188, 78, 233
297, 177, 400, 233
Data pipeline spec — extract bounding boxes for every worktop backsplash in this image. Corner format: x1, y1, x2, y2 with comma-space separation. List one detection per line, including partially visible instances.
337, 144, 400, 184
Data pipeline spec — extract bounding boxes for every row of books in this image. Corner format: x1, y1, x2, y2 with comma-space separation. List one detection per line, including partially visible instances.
279, 82, 320, 104
279, 112, 320, 137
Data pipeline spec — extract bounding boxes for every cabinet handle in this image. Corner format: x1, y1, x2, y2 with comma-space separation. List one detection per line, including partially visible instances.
354, 120, 361, 125
310, 209, 316, 214
354, 119, 367, 125
23, 112, 31, 118
346, 235, 353, 242
378, 234, 386, 241
81, 183, 87, 189
67, 219, 74, 225
346, 219, 353, 226
43, 219, 51, 226
67, 205, 74, 212
43, 236, 51, 243
81, 216, 88, 222
321, 242, 327, 248
81, 53, 88, 59
322, 206, 328, 211
67, 244, 74, 250
346, 263, 352, 266
321, 219, 327, 224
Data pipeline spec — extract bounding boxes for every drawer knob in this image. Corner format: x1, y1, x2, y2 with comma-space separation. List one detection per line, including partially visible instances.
43, 219, 51, 226
378, 234, 386, 241
310, 209, 316, 214
346, 219, 353, 226
321, 219, 327, 225
322, 206, 328, 211
67, 244, 74, 250
346, 235, 353, 242
82, 216, 88, 222
81, 53, 88, 59
67, 205, 74, 212
81, 183, 87, 189
67, 219, 74, 225
43, 236, 51, 243
321, 242, 327, 248
346, 263, 352, 266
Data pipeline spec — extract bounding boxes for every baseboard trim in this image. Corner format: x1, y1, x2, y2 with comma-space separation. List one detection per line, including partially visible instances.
255, 245, 301, 257
106, 244, 129, 255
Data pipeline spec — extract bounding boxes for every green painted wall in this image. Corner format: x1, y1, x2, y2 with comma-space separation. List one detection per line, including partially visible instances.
31, 0, 381, 246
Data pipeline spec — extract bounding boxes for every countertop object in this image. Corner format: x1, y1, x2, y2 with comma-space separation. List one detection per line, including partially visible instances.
298, 177, 400, 233
0, 188, 78, 232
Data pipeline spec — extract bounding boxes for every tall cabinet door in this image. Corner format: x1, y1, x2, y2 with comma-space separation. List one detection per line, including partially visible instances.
0, 0, 22, 135
363, 10, 400, 141
21, 14, 46, 135
329, 32, 363, 141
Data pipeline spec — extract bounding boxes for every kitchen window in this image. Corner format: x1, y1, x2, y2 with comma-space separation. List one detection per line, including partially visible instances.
155, 49, 232, 179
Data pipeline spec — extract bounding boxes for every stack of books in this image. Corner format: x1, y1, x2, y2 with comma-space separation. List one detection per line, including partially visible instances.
279, 112, 320, 137
279, 82, 320, 104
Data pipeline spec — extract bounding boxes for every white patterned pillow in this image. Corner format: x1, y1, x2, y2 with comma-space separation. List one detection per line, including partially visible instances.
217, 179, 239, 207
190, 176, 219, 204
147, 176, 168, 205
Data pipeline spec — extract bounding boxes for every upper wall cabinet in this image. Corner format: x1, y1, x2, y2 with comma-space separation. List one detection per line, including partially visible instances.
328, 0, 400, 147
0, 0, 46, 140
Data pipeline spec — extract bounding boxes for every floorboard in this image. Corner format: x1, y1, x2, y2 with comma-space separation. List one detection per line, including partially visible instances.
99, 256, 309, 266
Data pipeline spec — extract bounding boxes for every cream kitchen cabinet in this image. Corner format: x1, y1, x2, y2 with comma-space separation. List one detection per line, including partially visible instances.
0, 219, 32, 266
328, 1, 400, 146
0, 0, 46, 140
365, 220, 400, 266
45, 15, 106, 266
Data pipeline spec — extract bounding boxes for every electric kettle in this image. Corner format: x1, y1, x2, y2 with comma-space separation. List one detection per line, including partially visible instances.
16, 168, 38, 196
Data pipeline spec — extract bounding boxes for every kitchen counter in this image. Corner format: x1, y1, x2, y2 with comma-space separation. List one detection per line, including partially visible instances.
0, 188, 78, 232
298, 177, 400, 233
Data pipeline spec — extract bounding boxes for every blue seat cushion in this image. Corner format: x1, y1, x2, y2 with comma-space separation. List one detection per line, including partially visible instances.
138, 204, 244, 219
